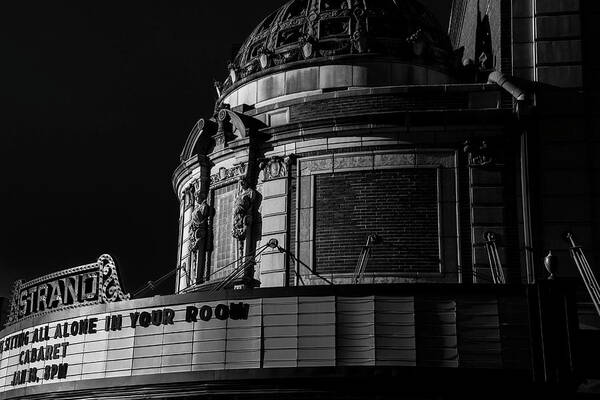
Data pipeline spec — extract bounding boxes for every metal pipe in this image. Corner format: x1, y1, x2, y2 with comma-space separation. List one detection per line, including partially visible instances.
488, 71, 528, 101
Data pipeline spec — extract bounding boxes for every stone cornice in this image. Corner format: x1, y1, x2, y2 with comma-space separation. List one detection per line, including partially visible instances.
218, 55, 455, 105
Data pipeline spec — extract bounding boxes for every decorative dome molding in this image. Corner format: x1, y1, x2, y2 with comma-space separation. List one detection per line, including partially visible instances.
220, 0, 455, 96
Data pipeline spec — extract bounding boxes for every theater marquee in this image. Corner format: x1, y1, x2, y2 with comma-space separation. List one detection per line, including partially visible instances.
1, 301, 251, 389
0, 261, 533, 400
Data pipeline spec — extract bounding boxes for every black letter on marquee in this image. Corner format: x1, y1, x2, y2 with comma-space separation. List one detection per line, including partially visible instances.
199, 305, 212, 321
50, 364, 58, 379
215, 304, 229, 320
163, 309, 175, 325
185, 306, 198, 323
70, 322, 79, 337
151, 310, 163, 326
112, 315, 123, 331
89, 318, 98, 334
139, 312, 151, 328
229, 303, 250, 320
130, 312, 139, 328
58, 363, 68, 379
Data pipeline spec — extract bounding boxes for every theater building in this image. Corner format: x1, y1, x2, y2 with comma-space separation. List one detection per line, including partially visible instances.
1, 0, 599, 399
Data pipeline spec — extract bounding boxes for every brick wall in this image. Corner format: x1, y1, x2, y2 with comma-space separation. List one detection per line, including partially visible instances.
314, 170, 440, 275
289, 93, 469, 123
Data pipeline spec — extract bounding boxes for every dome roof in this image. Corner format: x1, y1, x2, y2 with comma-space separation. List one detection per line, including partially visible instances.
223, 0, 455, 92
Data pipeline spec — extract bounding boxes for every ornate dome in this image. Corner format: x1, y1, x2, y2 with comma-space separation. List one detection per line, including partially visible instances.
223, 0, 455, 92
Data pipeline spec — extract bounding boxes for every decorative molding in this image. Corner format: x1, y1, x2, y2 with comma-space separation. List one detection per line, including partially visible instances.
180, 120, 218, 162
180, 119, 205, 162
297, 150, 456, 176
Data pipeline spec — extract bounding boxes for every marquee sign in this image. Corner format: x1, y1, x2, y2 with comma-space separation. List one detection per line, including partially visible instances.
0, 301, 251, 390
0, 285, 532, 399
5, 254, 130, 327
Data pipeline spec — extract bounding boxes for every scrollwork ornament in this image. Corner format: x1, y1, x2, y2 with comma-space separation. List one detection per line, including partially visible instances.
352, 30, 367, 53
97, 254, 130, 303
5, 279, 24, 326
218, 109, 229, 123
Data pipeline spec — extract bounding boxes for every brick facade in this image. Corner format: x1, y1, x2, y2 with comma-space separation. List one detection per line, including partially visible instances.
314, 170, 440, 275
290, 93, 470, 123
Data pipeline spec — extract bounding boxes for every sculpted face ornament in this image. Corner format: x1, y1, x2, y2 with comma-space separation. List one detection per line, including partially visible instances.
269, 162, 281, 178
259, 49, 273, 69
301, 34, 316, 59
219, 167, 228, 180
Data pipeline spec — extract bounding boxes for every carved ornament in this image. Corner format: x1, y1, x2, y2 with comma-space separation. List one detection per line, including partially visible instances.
189, 192, 211, 253
219, 0, 457, 93
232, 178, 257, 243
259, 155, 295, 182
463, 140, 494, 167
210, 163, 248, 186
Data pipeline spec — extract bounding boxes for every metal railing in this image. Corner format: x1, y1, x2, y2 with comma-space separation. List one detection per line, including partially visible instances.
484, 232, 506, 284
565, 232, 600, 317
352, 234, 382, 284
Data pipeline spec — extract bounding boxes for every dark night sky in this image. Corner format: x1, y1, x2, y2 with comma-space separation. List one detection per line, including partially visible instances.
0, 1, 451, 299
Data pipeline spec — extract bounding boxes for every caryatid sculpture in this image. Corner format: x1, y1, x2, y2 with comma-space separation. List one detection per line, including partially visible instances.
189, 191, 211, 282
231, 178, 259, 287
232, 178, 256, 250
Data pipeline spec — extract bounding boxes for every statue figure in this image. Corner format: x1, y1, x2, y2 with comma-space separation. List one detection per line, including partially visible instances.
188, 190, 211, 285
231, 178, 261, 289
232, 178, 256, 242
189, 191, 210, 253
